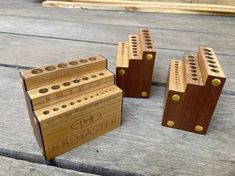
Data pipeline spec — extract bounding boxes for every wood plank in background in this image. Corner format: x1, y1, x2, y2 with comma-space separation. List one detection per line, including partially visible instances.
0, 67, 234, 175
1, 0, 235, 35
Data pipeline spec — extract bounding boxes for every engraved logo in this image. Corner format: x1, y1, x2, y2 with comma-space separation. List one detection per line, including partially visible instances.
71, 112, 102, 130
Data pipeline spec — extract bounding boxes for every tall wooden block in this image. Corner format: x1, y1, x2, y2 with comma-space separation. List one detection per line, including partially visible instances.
116, 28, 156, 98
162, 47, 226, 134
20, 55, 123, 160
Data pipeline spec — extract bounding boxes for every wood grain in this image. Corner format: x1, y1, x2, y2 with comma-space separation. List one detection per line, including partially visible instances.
0, 67, 234, 175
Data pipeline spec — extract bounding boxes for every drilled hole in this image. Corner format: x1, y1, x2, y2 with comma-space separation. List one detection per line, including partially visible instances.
188, 55, 194, 58
39, 88, 48, 93
189, 63, 196, 65
191, 74, 197, 77
145, 42, 152, 45
53, 108, 59, 111
190, 66, 196, 69
189, 59, 194, 62
131, 36, 136, 38
91, 75, 97, 78
58, 63, 67, 68
99, 73, 104, 76
203, 48, 211, 52
73, 79, 80, 83
31, 69, 43, 74
209, 64, 218, 68
192, 78, 198, 81
90, 96, 93, 98
132, 45, 137, 48
51, 85, 60, 90
207, 60, 216, 64
133, 54, 138, 56
62, 105, 67, 108
191, 70, 197, 73
132, 39, 137, 42
142, 29, 149, 33
69, 61, 78, 65
79, 59, 88, 63
146, 46, 153, 49
132, 42, 137, 45
205, 52, 212, 56
206, 56, 214, 60
83, 77, 89, 80
133, 51, 137, 54
211, 69, 219, 73
45, 66, 56, 71
132, 48, 137, 50
70, 102, 74, 105
144, 39, 151, 42
63, 82, 71, 86
84, 97, 88, 100
43, 111, 49, 115
77, 100, 81, 103
89, 57, 97, 61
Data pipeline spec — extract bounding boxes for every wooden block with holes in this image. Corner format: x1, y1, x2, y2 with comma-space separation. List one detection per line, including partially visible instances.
116, 28, 156, 98
20, 55, 123, 160
162, 46, 226, 134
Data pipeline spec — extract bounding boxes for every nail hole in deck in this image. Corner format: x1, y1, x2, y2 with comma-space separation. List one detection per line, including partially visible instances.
45, 66, 56, 71
69, 61, 78, 65
39, 88, 48, 93
51, 85, 60, 90
31, 69, 43, 74
63, 82, 71, 86
58, 63, 67, 68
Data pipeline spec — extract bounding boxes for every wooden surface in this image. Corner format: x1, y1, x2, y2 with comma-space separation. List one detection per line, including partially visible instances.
0, 0, 235, 175
42, 0, 235, 15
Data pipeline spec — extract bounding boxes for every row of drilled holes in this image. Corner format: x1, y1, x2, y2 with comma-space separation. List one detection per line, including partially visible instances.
38, 72, 105, 94
188, 55, 198, 81
31, 57, 97, 75
121, 42, 125, 58
174, 61, 179, 88
203, 48, 219, 73
43, 88, 114, 115
131, 36, 138, 57
142, 30, 153, 49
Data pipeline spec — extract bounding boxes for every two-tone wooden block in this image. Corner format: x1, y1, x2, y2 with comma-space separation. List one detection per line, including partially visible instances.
116, 28, 156, 98
162, 46, 226, 134
20, 55, 123, 160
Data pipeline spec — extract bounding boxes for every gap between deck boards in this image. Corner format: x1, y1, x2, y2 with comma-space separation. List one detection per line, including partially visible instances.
0, 148, 141, 176
0, 13, 233, 36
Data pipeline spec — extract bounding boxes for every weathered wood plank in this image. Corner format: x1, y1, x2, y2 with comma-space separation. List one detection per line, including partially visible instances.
0, 67, 234, 175
0, 156, 96, 176
0, 33, 234, 91
0, 15, 234, 56
1, 0, 235, 35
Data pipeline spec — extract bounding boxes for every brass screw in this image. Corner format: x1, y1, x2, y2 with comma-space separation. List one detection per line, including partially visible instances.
146, 54, 153, 61
211, 78, 221, 87
195, 125, 203, 132
118, 69, 125, 75
141, 91, 148, 97
171, 94, 180, 102
167, 120, 175, 127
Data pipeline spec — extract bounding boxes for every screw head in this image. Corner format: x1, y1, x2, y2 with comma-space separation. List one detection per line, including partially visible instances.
212, 78, 221, 86
146, 54, 153, 61
195, 125, 203, 132
141, 91, 148, 97
167, 120, 174, 127
118, 69, 125, 75
171, 94, 180, 102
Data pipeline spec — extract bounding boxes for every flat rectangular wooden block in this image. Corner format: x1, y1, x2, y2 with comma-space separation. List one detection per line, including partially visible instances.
20, 55, 123, 160
163, 46, 226, 134
36, 85, 122, 160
